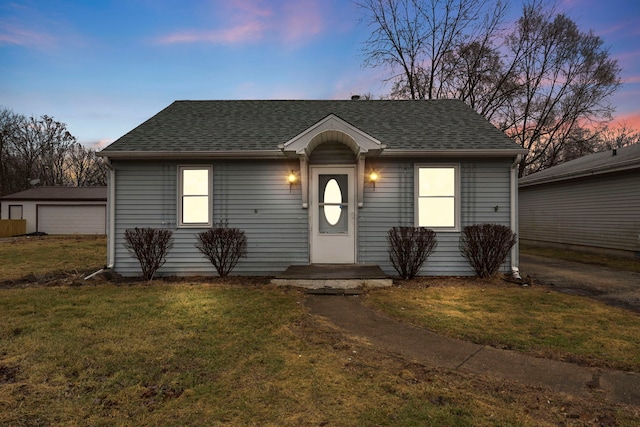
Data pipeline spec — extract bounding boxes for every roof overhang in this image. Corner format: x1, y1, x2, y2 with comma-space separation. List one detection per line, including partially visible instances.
380, 148, 528, 157
278, 114, 386, 159
98, 150, 285, 160
99, 148, 528, 161
0, 197, 107, 202
519, 159, 640, 187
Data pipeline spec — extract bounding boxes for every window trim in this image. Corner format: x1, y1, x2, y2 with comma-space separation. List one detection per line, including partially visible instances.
178, 165, 213, 228
414, 163, 460, 231
8, 204, 23, 220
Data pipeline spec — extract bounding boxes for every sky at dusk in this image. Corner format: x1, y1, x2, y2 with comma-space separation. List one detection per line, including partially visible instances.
1, 0, 639, 149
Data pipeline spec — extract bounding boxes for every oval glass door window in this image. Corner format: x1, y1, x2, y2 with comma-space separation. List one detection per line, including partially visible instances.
323, 178, 342, 225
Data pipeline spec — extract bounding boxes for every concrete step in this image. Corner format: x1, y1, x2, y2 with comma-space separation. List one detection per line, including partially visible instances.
271, 264, 393, 289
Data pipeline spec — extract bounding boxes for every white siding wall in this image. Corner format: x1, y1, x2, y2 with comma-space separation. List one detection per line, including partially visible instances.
519, 171, 640, 255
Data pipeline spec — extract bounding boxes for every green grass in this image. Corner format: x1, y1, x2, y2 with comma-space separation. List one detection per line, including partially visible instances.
0, 235, 106, 281
1, 236, 639, 425
366, 280, 640, 372
521, 245, 640, 273
0, 283, 583, 426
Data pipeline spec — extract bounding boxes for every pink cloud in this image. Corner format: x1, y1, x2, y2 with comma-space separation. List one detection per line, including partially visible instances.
622, 74, 640, 85
156, 0, 326, 46
90, 139, 115, 151
0, 21, 56, 48
615, 49, 640, 65
611, 113, 640, 130
231, 0, 273, 18
281, 0, 325, 43
158, 21, 267, 44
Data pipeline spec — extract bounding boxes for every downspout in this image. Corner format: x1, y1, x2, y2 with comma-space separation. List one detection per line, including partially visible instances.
510, 154, 522, 280
84, 156, 115, 280
106, 157, 115, 269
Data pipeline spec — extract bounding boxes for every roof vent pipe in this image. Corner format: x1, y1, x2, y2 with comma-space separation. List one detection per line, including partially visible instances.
351, 94, 361, 100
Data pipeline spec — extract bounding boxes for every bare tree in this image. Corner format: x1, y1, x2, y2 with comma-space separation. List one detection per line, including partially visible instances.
555, 122, 640, 164
597, 122, 640, 150
501, 2, 621, 175
67, 143, 108, 186
358, 0, 508, 100
0, 109, 25, 196
358, 0, 622, 176
13, 115, 76, 188
0, 108, 107, 196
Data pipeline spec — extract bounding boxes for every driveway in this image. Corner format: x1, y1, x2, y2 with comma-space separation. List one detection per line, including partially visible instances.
520, 253, 640, 313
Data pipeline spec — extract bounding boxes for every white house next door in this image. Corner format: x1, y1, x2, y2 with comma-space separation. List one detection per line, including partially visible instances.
310, 166, 356, 264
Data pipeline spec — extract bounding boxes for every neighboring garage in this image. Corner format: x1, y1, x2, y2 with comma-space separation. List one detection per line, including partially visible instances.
519, 143, 640, 258
38, 205, 106, 234
0, 187, 107, 235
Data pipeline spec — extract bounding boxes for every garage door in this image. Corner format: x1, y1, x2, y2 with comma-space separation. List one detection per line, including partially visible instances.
38, 205, 106, 234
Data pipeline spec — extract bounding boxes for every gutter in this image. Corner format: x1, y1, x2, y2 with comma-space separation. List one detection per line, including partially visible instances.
96, 148, 531, 161
518, 159, 640, 187
96, 150, 285, 160
510, 154, 522, 279
380, 148, 529, 157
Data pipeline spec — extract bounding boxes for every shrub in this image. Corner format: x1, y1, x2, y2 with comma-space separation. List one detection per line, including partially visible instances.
123, 227, 174, 281
195, 221, 247, 277
459, 224, 517, 278
387, 226, 438, 279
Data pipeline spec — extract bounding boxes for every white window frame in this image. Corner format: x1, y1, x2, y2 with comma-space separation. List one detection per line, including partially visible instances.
178, 165, 213, 228
414, 164, 460, 231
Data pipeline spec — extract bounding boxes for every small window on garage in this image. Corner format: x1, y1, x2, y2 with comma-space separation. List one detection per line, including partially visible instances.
9, 205, 23, 220
178, 166, 212, 227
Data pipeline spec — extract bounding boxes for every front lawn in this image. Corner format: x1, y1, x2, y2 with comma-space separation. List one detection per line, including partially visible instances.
1, 236, 639, 425
2, 283, 638, 426
366, 279, 640, 372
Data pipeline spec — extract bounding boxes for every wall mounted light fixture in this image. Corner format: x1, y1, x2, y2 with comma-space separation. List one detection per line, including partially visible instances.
369, 168, 379, 190
287, 170, 298, 192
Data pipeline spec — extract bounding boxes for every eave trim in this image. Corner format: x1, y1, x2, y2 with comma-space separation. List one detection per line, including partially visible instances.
97, 150, 286, 160
519, 161, 640, 187
380, 148, 528, 157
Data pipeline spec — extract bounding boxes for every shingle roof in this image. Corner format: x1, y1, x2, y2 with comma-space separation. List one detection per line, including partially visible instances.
0, 186, 107, 201
519, 143, 640, 187
100, 99, 524, 156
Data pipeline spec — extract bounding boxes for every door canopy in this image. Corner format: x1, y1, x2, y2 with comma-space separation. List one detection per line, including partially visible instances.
279, 114, 385, 159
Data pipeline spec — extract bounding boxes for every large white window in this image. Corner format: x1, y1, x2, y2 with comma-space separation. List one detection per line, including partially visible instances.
416, 164, 459, 230
178, 166, 212, 227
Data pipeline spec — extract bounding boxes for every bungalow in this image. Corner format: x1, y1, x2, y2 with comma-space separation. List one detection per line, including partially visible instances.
519, 143, 640, 258
98, 100, 527, 277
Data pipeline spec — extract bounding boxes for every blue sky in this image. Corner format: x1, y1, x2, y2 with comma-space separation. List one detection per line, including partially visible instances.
1, 0, 639, 148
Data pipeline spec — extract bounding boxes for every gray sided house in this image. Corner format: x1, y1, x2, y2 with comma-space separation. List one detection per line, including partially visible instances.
98, 100, 527, 277
0, 186, 107, 235
519, 143, 640, 258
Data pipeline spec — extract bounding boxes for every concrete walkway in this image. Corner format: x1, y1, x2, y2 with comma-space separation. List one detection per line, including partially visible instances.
305, 294, 640, 406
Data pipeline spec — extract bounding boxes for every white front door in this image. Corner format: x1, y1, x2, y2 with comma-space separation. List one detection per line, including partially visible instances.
310, 166, 356, 264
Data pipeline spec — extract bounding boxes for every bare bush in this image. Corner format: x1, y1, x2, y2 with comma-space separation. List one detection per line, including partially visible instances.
195, 222, 247, 277
459, 224, 517, 278
123, 228, 173, 281
388, 227, 438, 279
